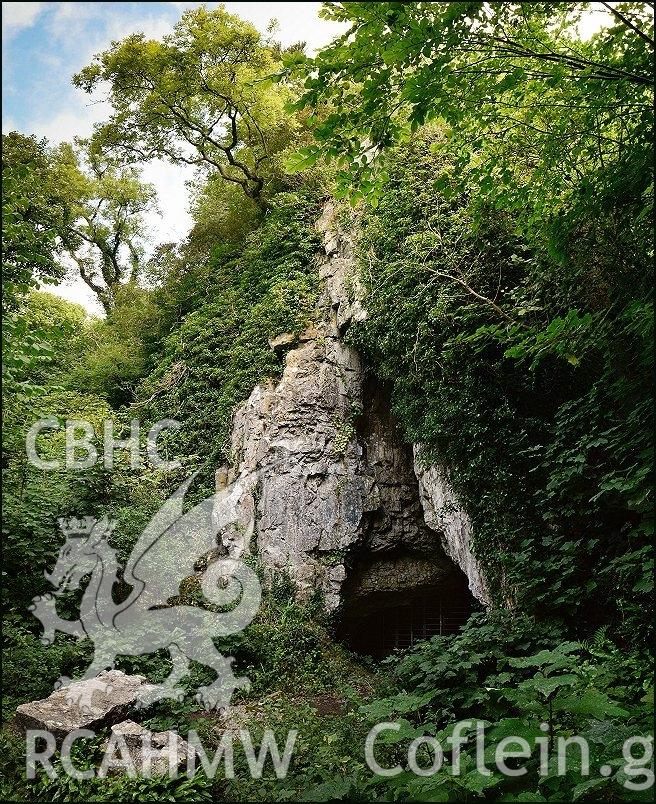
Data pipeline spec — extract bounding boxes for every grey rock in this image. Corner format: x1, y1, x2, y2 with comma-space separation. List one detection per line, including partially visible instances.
317, 202, 367, 333
15, 670, 157, 739
101, 720, 195, 776
268, 332, 297, 353
212, 201, 487, 614
414, 447, 491, 605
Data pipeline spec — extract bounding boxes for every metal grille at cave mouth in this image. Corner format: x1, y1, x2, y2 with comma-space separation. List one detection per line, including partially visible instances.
342, 589, 473, 659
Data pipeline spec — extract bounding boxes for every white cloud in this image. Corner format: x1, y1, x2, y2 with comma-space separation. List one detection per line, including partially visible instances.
1, 1, 44, 34
2, 115, 17, 133
42, 4, 176, 76
141, 159, 194, 245
106, 9, 176, 42
224, 2, 346, 52
28, 101, 110, 144
163, 2, 347, 52
48, 1, 96, 32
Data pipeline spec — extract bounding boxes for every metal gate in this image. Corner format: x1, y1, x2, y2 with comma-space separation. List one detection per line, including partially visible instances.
345, 593, 473, 658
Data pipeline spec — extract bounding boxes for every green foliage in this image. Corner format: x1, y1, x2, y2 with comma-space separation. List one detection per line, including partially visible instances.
2, 297, 113, 609
75, 5, 303, 209
186, 175, 263, 261
71, 283, 161, 406
342, 614, 653, 802
10, 292, 89, 388
2, 135, 64, 396
234, 580, 355, 698
1, 724, 213, 801
386, 612, 563, 719
132, 190, 322, 483
30, 735, 213, 802
2, 133, 62, 311
3, 133, 155, 313
35, 771, 214, 803
291, 2, 653, 236
346, 130, 653, 637
2, 387, 113, 605
198, 695, 377, 803
1, 617, 92, 720
1, 584, 381, 803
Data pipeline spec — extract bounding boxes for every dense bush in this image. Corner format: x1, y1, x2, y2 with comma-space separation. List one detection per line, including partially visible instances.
315, 614, 654, 802
347, 131, 653, 641
131, 190, 322, 490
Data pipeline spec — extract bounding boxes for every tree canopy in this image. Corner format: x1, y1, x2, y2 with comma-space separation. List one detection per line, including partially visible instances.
50, 143, 155, 312
288, 2, 654, 225
2, 133, 62, 315
3, 133, 155, 313
74, 5, 301, 209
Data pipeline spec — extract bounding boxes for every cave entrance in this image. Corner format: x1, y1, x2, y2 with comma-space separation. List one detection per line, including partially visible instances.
338, 554, 476, 659
343, 590, 473, 658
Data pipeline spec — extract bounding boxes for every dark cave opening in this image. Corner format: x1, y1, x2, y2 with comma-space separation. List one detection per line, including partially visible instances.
338, 554, 477, 660
336, 373, 479, 659
342, 589, 474, 659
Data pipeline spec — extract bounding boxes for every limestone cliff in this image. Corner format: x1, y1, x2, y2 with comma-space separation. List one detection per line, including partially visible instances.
413, 448, 490, 605
213, 202, 489, 617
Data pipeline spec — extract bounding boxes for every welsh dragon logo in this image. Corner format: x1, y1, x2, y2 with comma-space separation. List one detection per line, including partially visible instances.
29, 476, 260, 712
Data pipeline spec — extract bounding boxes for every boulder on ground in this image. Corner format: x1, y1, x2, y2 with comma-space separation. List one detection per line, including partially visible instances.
101, 720, 195, 776
15, 670, 157, 740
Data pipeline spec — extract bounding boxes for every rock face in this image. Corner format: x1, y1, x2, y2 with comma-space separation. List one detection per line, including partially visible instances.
214, 202, 487, 615
15, 670, 156, 739
413, 448, 490, 605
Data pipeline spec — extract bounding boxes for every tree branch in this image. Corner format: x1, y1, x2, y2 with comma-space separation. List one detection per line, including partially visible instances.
599, 2, 655, 48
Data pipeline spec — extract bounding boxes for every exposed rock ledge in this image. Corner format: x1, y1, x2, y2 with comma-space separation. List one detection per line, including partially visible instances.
15, 670, 156, 740
213, 202, 489, 612
413, 448, 490, 605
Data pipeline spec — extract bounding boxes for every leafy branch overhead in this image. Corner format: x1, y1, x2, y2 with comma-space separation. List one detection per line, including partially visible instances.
288, 1, 653, 212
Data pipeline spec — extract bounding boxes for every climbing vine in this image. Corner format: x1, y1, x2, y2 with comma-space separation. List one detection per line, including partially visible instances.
347, 130, 653, 640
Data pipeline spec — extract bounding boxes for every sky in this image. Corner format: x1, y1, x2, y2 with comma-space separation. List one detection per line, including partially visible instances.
2, 1, 347, 313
